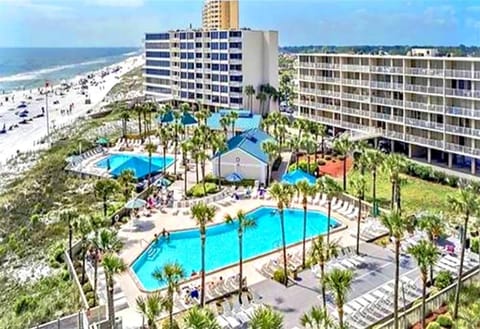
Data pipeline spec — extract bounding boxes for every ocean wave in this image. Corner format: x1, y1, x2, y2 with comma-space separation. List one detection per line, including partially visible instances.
0, 58, 110, 83
123, 51, 140, 57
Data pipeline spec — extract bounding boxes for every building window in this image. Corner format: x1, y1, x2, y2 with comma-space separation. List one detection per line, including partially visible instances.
220, 53, 228, 60
211, 31, 219, 39
146, 51, 170, 58
230, 75, 243, 82
195, 32, 202, 38
181, 91, 187, 98
220, 75, 228, 82
195, 42, 202, 48
146, 60, 170, 67
212, 85, 219, 92
220, 86, 228, 93
181, 82, 187, 88
196, 63, 202, 69
180, 63, 187, 69
188, 83, 194, 89
212, 74, 219, 81
196, 73, 203, 79
180, 32, 186, 39
212, 64, 220, 71
230, 64, 242, 71
220, 31, 228, 39
146, 86, 170, 94
229, 31, 241, 38
230, 86, 242, 93
187, 53, 194, 59
145, 68, 170, 76
145, 33, 169, 40
180, 53, 187, 59
211, 43, 219, 50
188, 73, 194, 79
187, 63, 194, 69
196, 83, 203, 89
230, 53, 242, 60
181, 72, 187, 79
230, 97, 243, 104
229, 42, 242, 49
220, 96, 228, 104
212, 53, 219, 60
220, 64, 228, 71
180, 42, 187, 49
219, 43, 228, 50
187, 32, 194, 39
196, 53, 202, 58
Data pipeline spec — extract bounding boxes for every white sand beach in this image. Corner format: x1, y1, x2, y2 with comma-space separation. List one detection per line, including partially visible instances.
0, 55, 143, 163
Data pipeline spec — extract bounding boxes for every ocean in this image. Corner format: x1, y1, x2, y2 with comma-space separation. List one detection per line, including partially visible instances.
0, 47, 141, 92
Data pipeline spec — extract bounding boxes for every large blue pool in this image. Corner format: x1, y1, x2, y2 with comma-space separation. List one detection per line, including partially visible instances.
131, 206, 340, 291
96, 153, 174, 179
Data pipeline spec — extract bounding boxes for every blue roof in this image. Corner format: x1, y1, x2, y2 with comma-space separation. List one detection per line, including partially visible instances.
217, 128, 274, 163
206, 110, 262, 131
281, 169, 317, 186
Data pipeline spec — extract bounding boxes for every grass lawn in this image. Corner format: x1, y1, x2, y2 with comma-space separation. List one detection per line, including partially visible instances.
347, 169, 457, 215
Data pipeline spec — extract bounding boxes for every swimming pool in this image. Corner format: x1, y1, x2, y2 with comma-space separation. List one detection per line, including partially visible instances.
96, 153, 174, 179
131, 206, 340, 291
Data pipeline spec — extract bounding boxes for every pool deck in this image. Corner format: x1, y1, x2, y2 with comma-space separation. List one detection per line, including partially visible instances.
115, 196, 359, 327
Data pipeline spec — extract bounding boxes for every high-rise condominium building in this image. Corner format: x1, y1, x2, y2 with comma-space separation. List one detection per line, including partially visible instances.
144, 29, 278, 113
296, 52, 480, 175
202, 0, 239, 30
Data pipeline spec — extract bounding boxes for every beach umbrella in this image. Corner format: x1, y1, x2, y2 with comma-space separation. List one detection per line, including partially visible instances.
96, 137, 109, 145
155, 178, 171, 187
17, 104, 27, 109
225, 172, 243, 183
125, 198, 147, 209
281, 169, 316, 186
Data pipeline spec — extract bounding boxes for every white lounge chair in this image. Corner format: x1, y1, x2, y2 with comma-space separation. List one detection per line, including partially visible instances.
332, 199, 344, 211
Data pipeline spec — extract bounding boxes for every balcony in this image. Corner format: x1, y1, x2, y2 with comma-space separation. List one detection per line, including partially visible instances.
299, 87, 316, 95
370, 66, 403, 74
371, 112, 391, 121
342, 78, 369, 87
405, 67, 429, 76
316, 76, 339, 83
445, 69, 472, 79
405, 134, 444, 149
343, 92, 369, 102
341, 64, 370, 72
445, 142, 474, 155
370, 81, 395, 90
318, 90, 342, 98
317, 63, 340, 70
445, 124, 480, 138
371, 96, 403, 107
445, 88, 473, 98
405, 118, 444, 131
405, 84, 429, 94
426, 86, 444, 95
404, 101, 444, 113
342, 106, 370, 117
446, 106, 480, 118
385, 130, 405, 140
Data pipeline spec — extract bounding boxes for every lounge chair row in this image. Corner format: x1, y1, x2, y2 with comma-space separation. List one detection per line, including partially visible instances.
256, 252, 303, 279
311, 254, 364, 279
433, 253, 479, 277
174, 191, 228, 209
208, 294, 263, 329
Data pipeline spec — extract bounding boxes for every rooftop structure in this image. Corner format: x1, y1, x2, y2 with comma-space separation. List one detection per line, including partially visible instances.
296, 52, 480, 175
144, 29, 279, 113
206, 109, 262, 133
202, 0, 239, 30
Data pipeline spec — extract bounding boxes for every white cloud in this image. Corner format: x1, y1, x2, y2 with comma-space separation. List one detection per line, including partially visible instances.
85, 0, 145, 7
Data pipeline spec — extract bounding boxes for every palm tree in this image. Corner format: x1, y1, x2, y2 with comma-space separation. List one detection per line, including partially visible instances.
224, 210, 256, 303
317, 123, 327, 159
197, 150, 209, 196
136, 293, 163, 329
317, 176, 342, 245
158, 126, 172, 175
293, 118, 307, 140
382, 154, 407, 211
295, 180, 317, 267
310, 235, 339, 311
268, 182, 295, 286
152, 262, 185, 328
261, 140, 279, 187
184, 307, 221, 329
74, 214, 92, 285
350, 174, 366, 255
417, 212, 446, 282
324, 268, 354, 329
448, 185, 480, 319
172, 122, 184, 176
102, 253, 126, 329
301, 134, 316, 174
134, 102, 144, 141
250, 307, 284, 329
333, 136, 353, 191
365, 149, 385, 216
59, 207, 78, 260
288, 136, 302, 168
300, 306, 334, 329
145, 142, 157, 188
380, 210, 411, 329
117, 169, 135, 203
181, 139, 193, 197
244, 85, 256, 111
94, 178, 119, 223
256, 92, 267, 117
211, 133, 227, 190
219, 116, 231, 136
228, 111, 239, 136
407, 240, 439, 329
191, 202, 216, 307
119, 108, 130, 139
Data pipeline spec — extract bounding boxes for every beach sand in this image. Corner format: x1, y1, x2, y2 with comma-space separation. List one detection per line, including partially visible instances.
0, 55, 143, 163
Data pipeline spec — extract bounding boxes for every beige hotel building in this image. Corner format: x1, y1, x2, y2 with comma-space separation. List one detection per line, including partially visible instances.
296, 51, 480, 175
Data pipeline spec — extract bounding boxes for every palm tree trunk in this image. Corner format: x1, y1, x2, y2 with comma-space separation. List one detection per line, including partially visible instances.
201, 162, 206, 196
81, 247, 87, 284
266, 165, 270, 187
148, 156, 152, 188
238, 231, 243, 303
321, 137, 324, 159
343, 157, 347, 191
320, 263, 326, 309
103, 196, 108, 220
390, 182, 395, 210
302, 202, 307, 267
453, 215, 469, 319
394, 240, 400, 329
372, 170, 377, 216
163, 148, 167, 175
421, 274, 427, 329
356, 197, 362, 255
327, 201, 332, 246
195, 157, 199, 184
338, 306, 344, 329
280, 209, 289, 287
295, 147, 299, 168
174, 140, 178, 175
93, 250, 98, 306
218, 154, 222, 190
169, 290, 174, 329
107, 279, 115, 329
201, 236, 206, 307
396, 183, 401, 213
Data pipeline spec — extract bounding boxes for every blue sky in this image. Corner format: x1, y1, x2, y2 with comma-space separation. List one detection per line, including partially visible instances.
1, 0, 480, 47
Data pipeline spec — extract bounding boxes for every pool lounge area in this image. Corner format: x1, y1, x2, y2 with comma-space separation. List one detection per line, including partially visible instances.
131, 206, 340, 291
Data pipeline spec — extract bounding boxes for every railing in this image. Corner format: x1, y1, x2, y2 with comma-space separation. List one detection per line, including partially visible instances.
342, 106, 370, 117
384, 130, 404, 140
341, 64, 370, 72
342, 78, 369, 87
405, 118, 443, 130
371, 96, 403, 107
446, 106, 480, 118
427, 86, 444, 94
445, 88, 473, 97
405, 84, 429, 93
375, 269, 480, 329
370, 66, 403, 74
445, 124, 480, 137
405, 134, 444, 149
343, 92, 369, 102
318, 90, 342, 98
445, 69, 472, 79
316, 76, 339, 83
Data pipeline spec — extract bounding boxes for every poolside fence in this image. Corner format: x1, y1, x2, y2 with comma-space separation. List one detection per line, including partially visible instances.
374, 267, 480, 329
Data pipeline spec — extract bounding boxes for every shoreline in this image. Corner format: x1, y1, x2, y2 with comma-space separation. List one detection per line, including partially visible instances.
0, 54, 143, 164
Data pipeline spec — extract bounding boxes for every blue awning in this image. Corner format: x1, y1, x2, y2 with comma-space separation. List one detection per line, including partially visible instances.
157, 110, 198, 126
281, 169, 316, 186
225, 172, 243, 182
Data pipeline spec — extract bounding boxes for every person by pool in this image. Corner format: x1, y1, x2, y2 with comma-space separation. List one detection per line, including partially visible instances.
191, 270, 197, 277
161, 228, 170, 239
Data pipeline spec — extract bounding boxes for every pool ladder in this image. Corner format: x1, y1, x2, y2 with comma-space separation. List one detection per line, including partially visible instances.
146, 246, 159, 259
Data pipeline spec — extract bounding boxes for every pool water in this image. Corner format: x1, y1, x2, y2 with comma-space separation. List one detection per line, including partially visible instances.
95, 153, 174, 179
131, 206, 340, 291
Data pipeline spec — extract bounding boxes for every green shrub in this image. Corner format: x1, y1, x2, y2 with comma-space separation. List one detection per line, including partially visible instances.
472, 237, 480, 254
435, 270, 453, 290
14, 295, 38, 315
436, 314, 453, 328
85, 291, 95, 301
83, 282, 92, 293
288, 161, 318, 174
60, 269, 70, 281
445, 175, 459, 188
426, 321, 441, 329
48, 241, 65, 265
187, 183, 218, 198
162, 319, 180, 329
272, 268, 287, 284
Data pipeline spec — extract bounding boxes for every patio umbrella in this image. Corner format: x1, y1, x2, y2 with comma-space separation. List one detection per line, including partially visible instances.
155, 178, 171, 187
96, 137, 109, 145
281, 169, 316, 186
125, 198, 147, 209
225, 172, 243, 183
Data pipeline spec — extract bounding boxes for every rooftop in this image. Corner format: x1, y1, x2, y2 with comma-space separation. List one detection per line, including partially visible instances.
206, 110, 262, 132
216, 128, 274, 163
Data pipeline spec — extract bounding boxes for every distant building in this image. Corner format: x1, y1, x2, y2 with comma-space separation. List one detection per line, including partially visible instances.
144, 29, 278, 113
296, 53, 480, 175
202, 0, 239, 30
410, 48, 440, 57
212, 128, 274, 184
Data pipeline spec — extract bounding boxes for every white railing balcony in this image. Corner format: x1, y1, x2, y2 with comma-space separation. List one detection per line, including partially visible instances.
342, 79, 369, 87
427, 104, 444, 113
370, 81, 391, 89
296, 113, 338, 126
445, 142, 473, 155
342, 106, 369, 117
405, 67, 429, 76
316, 76, 338, 83
427, 86, 444, 94
298, 75, 314, 81
446, 106, 480, 118
445, 88, 473, 98
371, 96, 404, 107
474, 90, 480, 98
317, 63, 340, 69
318, 90, 342, 98
445, 69, 472, 79
299, 62, 315, 68
342, 121, 369, 131
404, 100, 427, 111
300, 87, 317, 94
343, 92, 369, 102
341, 64, 370, 72
405, 84, 429, 93
445, 124, 480, 137
386, 131, 405, 140
371, 112, 390, 120
405, 134, 444, 149
474, 71, 480, 79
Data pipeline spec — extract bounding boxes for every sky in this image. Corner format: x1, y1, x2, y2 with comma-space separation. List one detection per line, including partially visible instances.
1, 0, 480, 47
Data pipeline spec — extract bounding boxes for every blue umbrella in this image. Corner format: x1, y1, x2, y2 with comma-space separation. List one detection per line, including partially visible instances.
125, 198, 147, 209
225, 172, 243, 183
281, 169, 316, 186
155, 178, 171, 187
